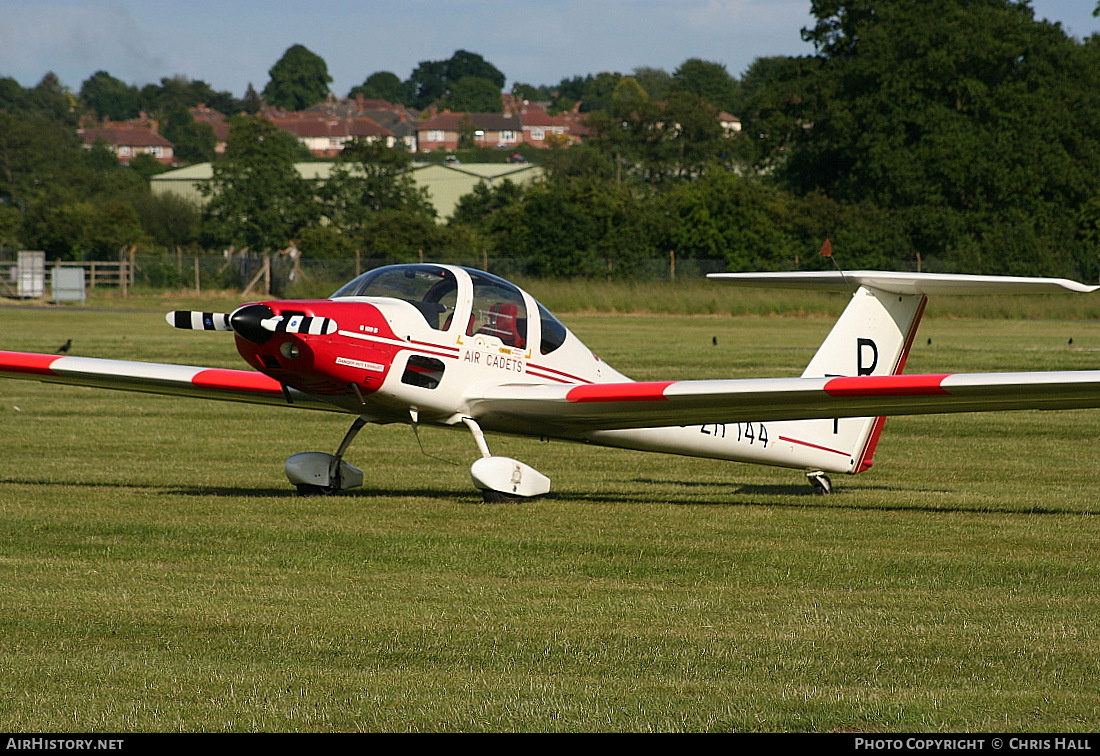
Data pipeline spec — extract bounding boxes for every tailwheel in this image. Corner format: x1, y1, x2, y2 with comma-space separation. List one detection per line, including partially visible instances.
807, 471, 833, 495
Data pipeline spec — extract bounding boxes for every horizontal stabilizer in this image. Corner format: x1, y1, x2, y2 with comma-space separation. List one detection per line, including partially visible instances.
707, 271, 1100, 295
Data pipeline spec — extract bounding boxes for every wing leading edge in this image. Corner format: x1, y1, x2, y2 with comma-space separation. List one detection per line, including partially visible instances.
465, 371, 1100, 433
0, 350, 340, 412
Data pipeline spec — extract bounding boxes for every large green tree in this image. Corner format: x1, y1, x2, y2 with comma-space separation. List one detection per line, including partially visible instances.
0, 73, 77, 125
440, 76, 505, 113
349, 71, 406, 103
775, 0, 1100, 276
319, 138, 435, 248
586, 90, 728, 186
732, 55, 821, 170
671, 58, 739, 112
0, 112, 151, 258
140, 75, 239, 119
262, 45, 332, 110
80, 71, 141, 121
404, 50, 505, 109
0, 114, 77, 212
200, 116, 319, 251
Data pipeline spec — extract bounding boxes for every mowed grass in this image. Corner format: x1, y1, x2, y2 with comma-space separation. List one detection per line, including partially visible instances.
0, 294, 1099, 732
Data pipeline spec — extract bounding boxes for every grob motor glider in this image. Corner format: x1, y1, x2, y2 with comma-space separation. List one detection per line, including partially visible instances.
3, 263, 1100, 499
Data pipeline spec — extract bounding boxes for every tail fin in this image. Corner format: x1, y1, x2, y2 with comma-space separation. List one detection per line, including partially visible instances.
707, 270, 1100, 476
795, 284, 927, 473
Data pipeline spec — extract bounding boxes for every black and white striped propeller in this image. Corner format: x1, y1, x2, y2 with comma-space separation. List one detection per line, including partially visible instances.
167, 310, 233, 332
167, 305, 337, 344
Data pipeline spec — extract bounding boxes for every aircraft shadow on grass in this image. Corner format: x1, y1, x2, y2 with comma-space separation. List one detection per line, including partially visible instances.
0, 476, 1082, 516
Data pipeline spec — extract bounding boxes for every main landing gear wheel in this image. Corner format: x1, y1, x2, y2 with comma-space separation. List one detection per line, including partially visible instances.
480, 489, 524, 504
807, 471, 833, 495
295, 483, 339, 497
464, 418, 551, 503
285, 417, 368, 496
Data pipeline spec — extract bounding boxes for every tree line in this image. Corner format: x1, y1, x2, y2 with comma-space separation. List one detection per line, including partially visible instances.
2, 0, 1100, 281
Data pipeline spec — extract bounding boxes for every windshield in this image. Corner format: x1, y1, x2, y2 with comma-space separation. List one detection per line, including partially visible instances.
466, 270, 528, 348
331, 265, 458, 330
330, 264, 568, 352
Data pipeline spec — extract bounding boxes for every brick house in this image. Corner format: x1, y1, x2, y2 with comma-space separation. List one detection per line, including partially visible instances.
517, 102, 588, 147
189, 105, 231, 154
265, 110, 395, 157
304, 96, 420, 153
415, 111, 522, 153
79, 124, 175, 164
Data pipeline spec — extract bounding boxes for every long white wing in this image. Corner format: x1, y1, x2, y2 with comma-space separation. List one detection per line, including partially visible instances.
0, 350, 340, 412
465, 371, 1100, 433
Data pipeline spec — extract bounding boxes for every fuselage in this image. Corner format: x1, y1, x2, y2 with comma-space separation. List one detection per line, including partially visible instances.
233, 263, 628, 424
228, 263, 865, 476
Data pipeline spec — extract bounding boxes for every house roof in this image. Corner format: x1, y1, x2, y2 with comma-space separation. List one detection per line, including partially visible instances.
269, 115, 392, 140
417, 112, 522, 132
189, 106, 231, 141
150, 161, 543, 221
80, 127, 173, 148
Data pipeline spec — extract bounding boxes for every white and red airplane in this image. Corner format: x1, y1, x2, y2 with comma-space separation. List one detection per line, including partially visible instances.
2, 263, 1100, 499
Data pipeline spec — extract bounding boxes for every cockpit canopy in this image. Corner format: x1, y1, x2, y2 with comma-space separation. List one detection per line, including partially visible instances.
331, 264, 568, 355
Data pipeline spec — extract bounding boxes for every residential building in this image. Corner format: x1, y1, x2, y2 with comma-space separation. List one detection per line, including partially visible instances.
79, 123, 175, 165
718, 112, 742, 134
517, 102, 588, 147
415, 111, 522, 153
264, 109, 394, 157
189, 105, 231, 154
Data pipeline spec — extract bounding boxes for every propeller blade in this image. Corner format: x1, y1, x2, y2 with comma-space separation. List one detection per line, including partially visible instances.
260, 315, 338, 336
166, 311, 233, 331
165, 306, 337, 343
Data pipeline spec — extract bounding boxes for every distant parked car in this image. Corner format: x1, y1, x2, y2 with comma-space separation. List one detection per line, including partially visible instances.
508, 153, 528, 163
443, 155, 460, 165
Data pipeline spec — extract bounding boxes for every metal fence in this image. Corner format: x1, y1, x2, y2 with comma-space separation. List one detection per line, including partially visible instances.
0, 260, 133, 296
1, 251, 734, 299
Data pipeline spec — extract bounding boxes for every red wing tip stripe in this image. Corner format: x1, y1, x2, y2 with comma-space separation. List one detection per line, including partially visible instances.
0, 351, 63, 375
0, 352, 281, 395
192, 368, 284, 394
566, 381, 675, 403
824, 374, 952, 397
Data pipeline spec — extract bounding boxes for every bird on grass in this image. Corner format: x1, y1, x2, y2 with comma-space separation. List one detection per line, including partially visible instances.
56, 339, 72, 354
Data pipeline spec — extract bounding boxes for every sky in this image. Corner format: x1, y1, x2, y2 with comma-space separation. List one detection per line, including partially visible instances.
1, 0, 1097, 98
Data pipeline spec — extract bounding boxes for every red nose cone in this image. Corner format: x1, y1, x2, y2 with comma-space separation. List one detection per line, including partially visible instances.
234, 300, 399, 400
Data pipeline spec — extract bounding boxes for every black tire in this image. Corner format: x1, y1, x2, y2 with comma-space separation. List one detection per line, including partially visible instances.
809, 474, 833, 495
296, 483, 337, 497
481, 489, 523, 504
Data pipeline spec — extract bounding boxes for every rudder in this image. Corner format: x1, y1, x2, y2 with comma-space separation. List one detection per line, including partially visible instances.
785, 284, 927, 474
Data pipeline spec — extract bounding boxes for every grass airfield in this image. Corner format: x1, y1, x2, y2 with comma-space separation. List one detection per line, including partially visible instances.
0, 289, 1098, 732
